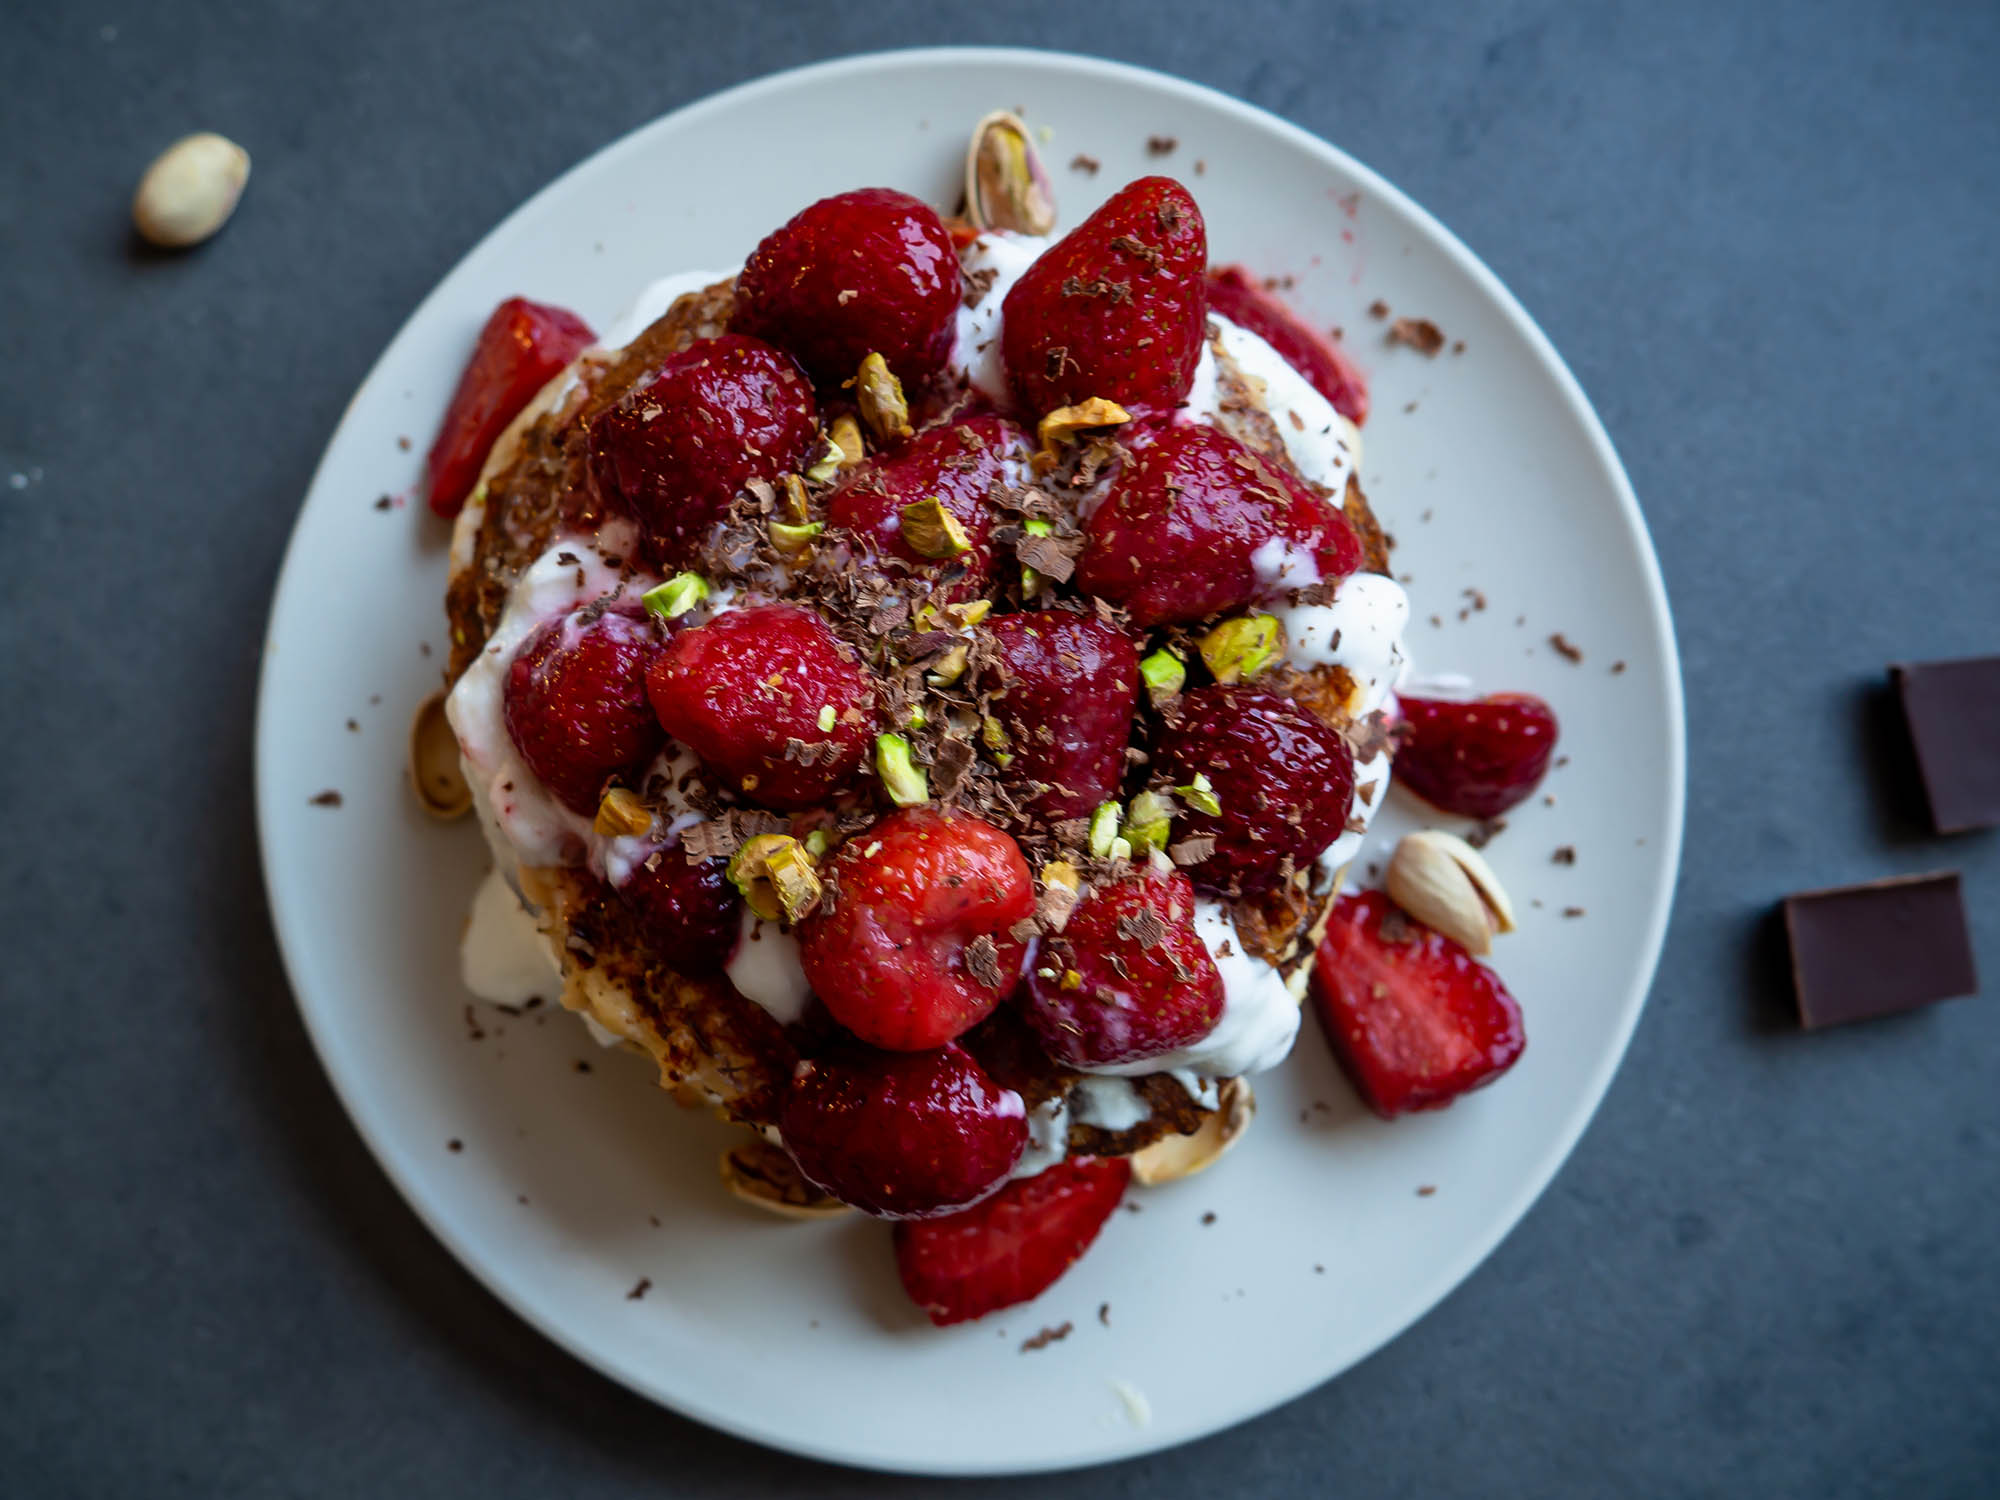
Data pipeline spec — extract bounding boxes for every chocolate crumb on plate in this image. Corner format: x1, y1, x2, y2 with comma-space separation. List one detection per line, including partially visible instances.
1069, 154, 1100, 174
1417, 1185, 1437, 1197
1146, 135, 1177, 155
1098, 1302, 1111, 1327
309, 789, 343, 807
627, 1277, 652, 1301
1562, 906, 1586, 918
1386, 317, 1445, 355
1021, 1321, 1073, 1351
1552, 845, 1577, 865
1367, 300, 1390, 320
1548, 632, 1584, 663
1200, 1211, 1217, 1226
1891, 656, 2000, 833
1782, 872, 1978, 1028
447, 1139, 463, 1153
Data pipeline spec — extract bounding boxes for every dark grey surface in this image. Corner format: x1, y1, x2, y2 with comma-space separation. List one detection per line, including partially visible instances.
5, 2, 1997, 1494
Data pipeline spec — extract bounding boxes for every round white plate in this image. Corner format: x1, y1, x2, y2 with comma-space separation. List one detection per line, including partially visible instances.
256, 47, 1682, 1475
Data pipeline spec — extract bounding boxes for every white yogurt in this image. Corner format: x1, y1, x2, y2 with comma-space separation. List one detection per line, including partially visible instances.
1012, 1094, 1072, 1180
724, 909, 812, 1027
1205, 313, 1361, 499
460, 867, 561, 1008
595, 269, 735, 354
951, 232, 1052, 404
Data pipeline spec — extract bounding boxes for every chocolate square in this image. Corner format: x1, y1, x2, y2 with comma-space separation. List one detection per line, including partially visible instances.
1782, 872, 1978, 1029
1892, 656, 2000, 833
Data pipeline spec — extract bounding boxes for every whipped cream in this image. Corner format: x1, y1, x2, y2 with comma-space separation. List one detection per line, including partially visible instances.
461, 867, 561, 1008
952, 232, 1052, 405
725, 909, 812, 1026
1013, 1095, 1072, 1180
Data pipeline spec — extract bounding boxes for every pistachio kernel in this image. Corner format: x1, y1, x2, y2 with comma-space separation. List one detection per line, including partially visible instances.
1174, 771, 1223, 816
769, 519, 823, 557
1041, 860, 1081, 891
875, 733, 929, 806
966, 110, 1057, 236
779, 472, 813, 521
816, 704, 837, 733
1199, 614, 1282, 684
1087, 801, 1123, 859
828, 412, 865, 469
727, 833, 813, 922
1061, 969, 1083, 990
898, 496, 972, 558
802, 828, 833, 860
762, 839, 825, 924
854, 352, 913, 442
1033, 397, 1132, 467
803, 441, 843, 486
926, 642, 971, 687
908, 704, 928, 731
980, 714, 1011, 752
1139, 648, 1187, 704
1123, 790, 1175, 853
642, 572, 708, 620
946, 599, 993, 628
593, 786, 652, 838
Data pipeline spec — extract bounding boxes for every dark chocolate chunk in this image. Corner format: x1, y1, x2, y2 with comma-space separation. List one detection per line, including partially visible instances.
1782, 871, 1978, 1028
1892, 657, 2000, 833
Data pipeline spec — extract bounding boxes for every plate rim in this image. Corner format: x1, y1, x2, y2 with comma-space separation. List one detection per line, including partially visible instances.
254, 43, 1686, 1475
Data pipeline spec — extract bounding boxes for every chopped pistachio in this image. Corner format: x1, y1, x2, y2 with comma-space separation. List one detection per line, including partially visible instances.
1061, 969, 1083, 990
829, 412, 865, 469
727, 833, 817, 922
779, 472, 812, 521
1109, 836, 1133, 861
816, 704, 837, 732
802, 828, 833, 860
854, 352, 913, 442
1175, 771, 1222, 816
1123, 790, 1175, 853
1139, 648, 1187, 704
907, 704, 928, 731
769, 519, 823, 557
946, 598, 993, 628
1021, 517, 1055, 596
926, 642, 971, 686
967, 110, 1057, 236
1087, 801, 1122, 859
763, 839, 824, 923
1198, 614, 1282, 684
875, 733, 929, 806
1041, 860, 1080, 891
642, 572, 708, 620
1034, 397, 1132, 458
980, 714, 1011, 753
592, 786, 651, 838
803, 441, 843, 486
898, 496, 972, 558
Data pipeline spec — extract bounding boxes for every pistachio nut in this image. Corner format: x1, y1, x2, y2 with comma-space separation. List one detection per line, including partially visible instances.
408, 691, 471, 820
965, 110, 1057, 236
593, 786, 651, 838
926, 641, 971, 686
768, 519, 822, 558
132, 132, 250, 248
727, 833, 821, 923
1020, 517, 1054, 596
854, 352, 912, 441
1087, 801, 1123, 860
897, 496, 971, 558
1034, 397, 1132, 456
874, 733, 929, 806
779, 471, 813, 522
1173, 771, 1222, 816
642, 571, 708, 620
1123, 790, 1175, 854
1139, 648, 1186, 705
1199, 614, 1283, 684
828, 412, 865, 470
1130, 1078, 1255, 1186
1384, 829, 1517, 956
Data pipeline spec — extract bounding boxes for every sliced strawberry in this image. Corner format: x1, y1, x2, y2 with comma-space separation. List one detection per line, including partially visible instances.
426, 297, 594, 518
1000, 176, 1207, 419
894, 1156, 1130, 1326
1395, 693, 1560, 819
1075, 423, 1361, 627
1311, 890, 1526, 1118
780, 1043, 1026, 1219
731, 187, 963, 389
1205, 266, 1369, 424
796, 808, 1034, 1051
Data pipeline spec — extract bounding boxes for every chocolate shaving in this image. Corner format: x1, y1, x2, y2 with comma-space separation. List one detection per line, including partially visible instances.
1116, 907, 1169, 950
309, 790, 343, 807
1168, 836, 1216, 865
1036, 881, 1080, 932
1016, 532, 1079, 582
1549, 632, 1584, 663
966, 933, 1004, 990
1552, 845, 1577, 865
1021, 1321, 1073, 1352
1386, 317, 1445, 356
931, 737, 976, 798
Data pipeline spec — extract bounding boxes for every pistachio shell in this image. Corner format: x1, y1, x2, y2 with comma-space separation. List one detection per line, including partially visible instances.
1385, 829, 1516, 956
409, 692, 471, 819
1130, 1079, 1255, 1186
133, 132, 250, 248
720, 1139, 850, 1219
966, 110, 1057, 236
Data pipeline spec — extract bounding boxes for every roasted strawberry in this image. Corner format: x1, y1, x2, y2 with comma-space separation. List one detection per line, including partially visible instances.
1021, 869, 1222, 1067
1152, 686, 1357, 896
426, 297, 595, 518
503, 605, 664, 817
731, 188, 963, 389
586, 334, 818, 570
825, 414, 1025, 600
1000, 176, 1208, 419
1311, 889, 1525, 1117
979, 612, 1141, 821
644, 603, 874, 809
780, 1043, 1027, 1218
612, 849, 741, 972
1205, 266, 1370, 424
893, 1156, 1130, 1325
1075, 424, 1361, 627
1395, 693, 1560, 819
797, 808, 1034, 1051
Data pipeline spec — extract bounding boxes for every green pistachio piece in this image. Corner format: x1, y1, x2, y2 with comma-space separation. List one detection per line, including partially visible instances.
769, 520, 823, 557
926, 642, 971, 686
641, 572, 709, 620
1087, 801, 1122, 859
1198, 614, 1282, 684
803, 440, 843, 486
1139, 648, 1187, 704
875, 733, 929, 806
1174, 771, 1222, 816
728, 833, 816, 923
1123, 790, 1175, 853
854, 352, 913, 442
817, 704, 837, 732
828, 412, 865, 469
898, 496, 972, 558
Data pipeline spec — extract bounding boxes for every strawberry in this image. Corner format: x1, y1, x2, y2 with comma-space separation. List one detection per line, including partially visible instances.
1395, 693, 1560, 819
426, 297, 594, 518
1075, 423, 1361, 627
1204, 266, 1370, 424
1311, 890, 1526, 1118
612, 850, 741, 973
893, 1156, 1130, 1326
780, 1043, 1026, 1218
825, 413, 1026, 600
644, 602, 875, 810
978, 611, 1142, 821
1020, 869, 1222, 1067
731, 188, 963, 389
586, 334, 819, 570
503, 603, 664, 816
1000, 176, 1208, 419
796, 808, 1034, 1051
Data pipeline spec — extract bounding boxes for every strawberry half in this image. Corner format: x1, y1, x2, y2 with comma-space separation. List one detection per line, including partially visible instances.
893, 1156, 1130, 1326
426, 297, 595, 518
1204, 266, 1370, 424
1000, 176, 1207, 419
1310, 890, 1526, 1118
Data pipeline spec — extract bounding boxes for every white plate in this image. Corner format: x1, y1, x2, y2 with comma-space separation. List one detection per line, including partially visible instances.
256, 47, 1683, 1475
